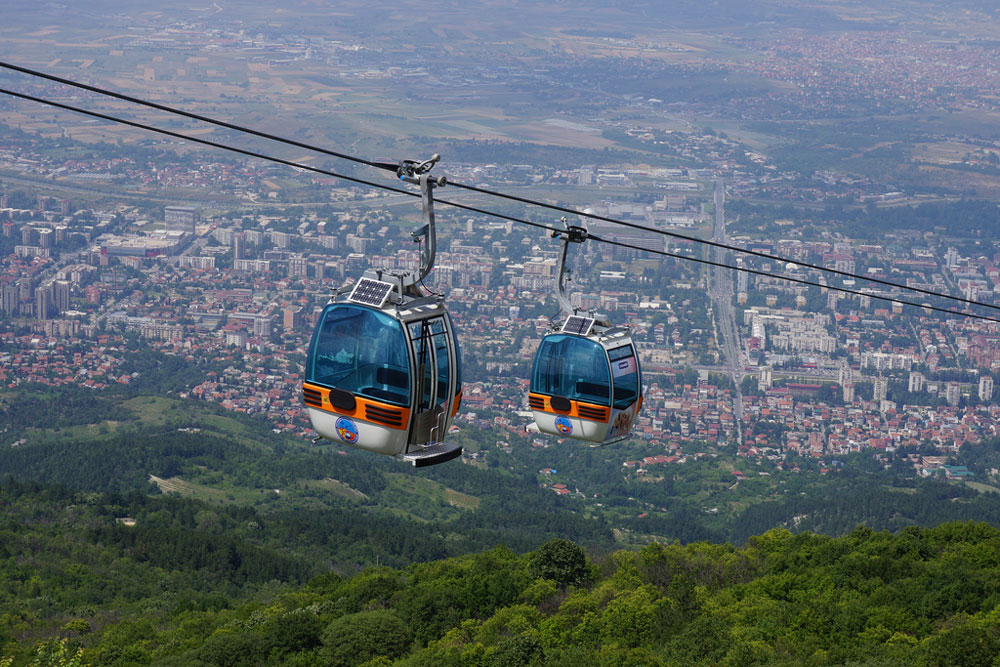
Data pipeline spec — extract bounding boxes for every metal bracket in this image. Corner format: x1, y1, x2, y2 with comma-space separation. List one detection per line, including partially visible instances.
553, 217, 590, 318
396, 156, 446, 289
397, 153, 447, 186
551, 219, 588, 244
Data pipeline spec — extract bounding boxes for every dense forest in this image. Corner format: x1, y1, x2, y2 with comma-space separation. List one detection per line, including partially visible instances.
5, 385, 1000, 664
3, 479, 999, 666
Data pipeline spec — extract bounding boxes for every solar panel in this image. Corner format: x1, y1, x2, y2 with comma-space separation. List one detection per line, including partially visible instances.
348, 277, 394, 308
561, 315, 594, 336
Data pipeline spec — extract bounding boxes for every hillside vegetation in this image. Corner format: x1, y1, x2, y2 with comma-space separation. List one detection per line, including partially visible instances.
3, 489, 999, 666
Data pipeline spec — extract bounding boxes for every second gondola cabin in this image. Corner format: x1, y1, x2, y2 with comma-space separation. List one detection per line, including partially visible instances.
303, 273, 463, 466
529, 315, 642, 445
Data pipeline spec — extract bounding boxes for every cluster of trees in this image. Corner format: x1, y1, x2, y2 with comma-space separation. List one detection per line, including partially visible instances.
10, 382, 1000, 554
8, 521, 1000, 666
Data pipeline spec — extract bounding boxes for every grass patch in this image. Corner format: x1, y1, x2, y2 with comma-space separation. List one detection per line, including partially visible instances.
121, 395, 269, 445
965, 481, 1000, 495
304, 477, 369, 501
148, 474, 262, 504
376, 473, 482, 520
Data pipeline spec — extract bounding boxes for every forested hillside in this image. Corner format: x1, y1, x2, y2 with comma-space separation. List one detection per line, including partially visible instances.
7, 387, 1000, 556
4, 508, 1000, 666
6, 386, 1000, 665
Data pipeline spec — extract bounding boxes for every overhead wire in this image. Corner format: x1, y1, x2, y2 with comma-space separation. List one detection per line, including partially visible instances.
447, 182, 1000, 314
1, 60, 997, 315
588, 234, 1000, 324
0, 60, 387, 172
2, 59, 998, 315
1, 84, 1000, 324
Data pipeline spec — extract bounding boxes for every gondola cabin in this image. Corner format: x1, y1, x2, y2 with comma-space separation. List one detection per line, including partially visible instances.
303, 274, 463, 466
529, 315, 642, 445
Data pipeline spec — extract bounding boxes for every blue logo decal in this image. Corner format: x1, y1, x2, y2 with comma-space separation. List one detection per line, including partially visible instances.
555, 416, 573, 435
335, 416, 359, 444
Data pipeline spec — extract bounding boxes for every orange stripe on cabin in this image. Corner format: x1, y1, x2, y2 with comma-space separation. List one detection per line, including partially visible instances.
527, 392, 611, 423
303, 382, 411, 430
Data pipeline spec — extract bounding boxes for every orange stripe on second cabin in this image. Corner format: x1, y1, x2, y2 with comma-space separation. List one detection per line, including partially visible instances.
527, 393, 610, 423
302, 382, 411, 430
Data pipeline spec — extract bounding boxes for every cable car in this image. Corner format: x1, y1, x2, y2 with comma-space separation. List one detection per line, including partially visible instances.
303, 158, 463, 466
527, 223, 643, 445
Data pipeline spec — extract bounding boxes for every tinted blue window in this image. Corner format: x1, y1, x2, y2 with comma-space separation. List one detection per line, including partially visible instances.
608, 344, 639, 409
450, 317, 462, 395
307, 304, 410, 406
531, 334, 611, 406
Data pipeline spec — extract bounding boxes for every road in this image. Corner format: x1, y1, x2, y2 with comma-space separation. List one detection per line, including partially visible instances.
708, 178, 745, 443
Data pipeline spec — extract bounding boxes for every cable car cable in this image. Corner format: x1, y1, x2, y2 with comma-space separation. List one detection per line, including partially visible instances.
0, 86, 428, 195
587, 233, 1000, 324
0, 86, 568, 239
2, 86, 998, 323
0, 59, 390, 173
446, 180, 1000, 314
2, 61, 997, 315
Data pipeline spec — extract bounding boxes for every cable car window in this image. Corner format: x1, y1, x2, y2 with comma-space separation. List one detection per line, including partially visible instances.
308, 304, 410, 406
433, 323, 451, 405
409, 317, 451, 410
532, 334, 611, 406
451, 320, 462, 396
608, 344, 639, 409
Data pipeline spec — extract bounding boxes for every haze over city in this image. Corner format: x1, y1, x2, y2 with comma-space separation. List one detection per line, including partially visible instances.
3, 1, 1000, 664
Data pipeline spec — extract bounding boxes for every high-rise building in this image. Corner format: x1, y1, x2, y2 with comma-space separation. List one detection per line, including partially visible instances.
1, 283, 19, 314
843, 382, 855, 403
979, 376, 994, 402
946, 382, 961, 407
232, 232, 246, 261
37, 228, 53, 249
52, 281, 70, 313
164, 206, 198, 234
225, 330, 249, 348
35, 287, 52, 320
873, 377, 888, 402
271, 231, 290, 248
253, 315, 272, 338
288, 256, 308, 278
282, 306, 303, 331
945, 247, 959, 269
758, 367, 773, 391
908, 372, 925, 394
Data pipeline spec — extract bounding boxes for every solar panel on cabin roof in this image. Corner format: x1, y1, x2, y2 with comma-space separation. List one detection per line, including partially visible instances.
561, 315, 595, 336
348, 277, 394, 308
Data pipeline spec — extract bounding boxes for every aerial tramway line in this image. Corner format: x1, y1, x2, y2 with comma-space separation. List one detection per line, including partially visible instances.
302, 156, 464, 466
528, 220, 643, 445
3, 62, 1000, 466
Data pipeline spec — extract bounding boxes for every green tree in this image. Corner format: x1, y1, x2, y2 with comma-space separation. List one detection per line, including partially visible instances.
28, 639, 87, 667
528, 539, 591, 588
486, 634, 544, 667
918, 615, 1000, 667
321, 610, 412, 667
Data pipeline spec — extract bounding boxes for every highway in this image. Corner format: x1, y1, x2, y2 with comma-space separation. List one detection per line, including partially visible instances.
708, 178, 745, 442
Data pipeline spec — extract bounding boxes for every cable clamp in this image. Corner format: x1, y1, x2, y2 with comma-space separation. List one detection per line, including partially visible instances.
551, 217, 588, 243
398, 154, 446, 186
